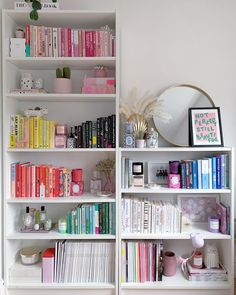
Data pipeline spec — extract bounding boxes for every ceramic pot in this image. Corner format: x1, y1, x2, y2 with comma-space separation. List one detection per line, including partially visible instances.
135, 139, 145, 148
163, 251, 177, 276
53, 78, 72, 93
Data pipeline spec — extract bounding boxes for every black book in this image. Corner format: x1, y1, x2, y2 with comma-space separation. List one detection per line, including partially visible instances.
82, 122, 86, 148
77, 125, 82, 148
85, 121, 89, 148
97, 118, 101, 148
112, 114, 116, 148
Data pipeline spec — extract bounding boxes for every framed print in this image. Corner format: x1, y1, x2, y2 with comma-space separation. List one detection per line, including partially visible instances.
177, 194, 219, 223
188, 107, 223, 147
148, 162, 169, 185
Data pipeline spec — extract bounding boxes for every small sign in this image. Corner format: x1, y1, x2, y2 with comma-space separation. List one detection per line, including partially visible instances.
14, 2, 59, 10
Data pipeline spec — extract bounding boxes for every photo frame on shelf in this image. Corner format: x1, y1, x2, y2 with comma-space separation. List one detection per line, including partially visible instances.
177, 194, 219, 223
188, 107, 224, 147
148, 162, 169, 186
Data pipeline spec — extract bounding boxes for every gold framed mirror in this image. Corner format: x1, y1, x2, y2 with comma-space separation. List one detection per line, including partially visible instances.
153, 84, 215, 147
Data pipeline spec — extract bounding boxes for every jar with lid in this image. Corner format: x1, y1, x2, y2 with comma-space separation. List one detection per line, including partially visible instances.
146, 128, 159, 148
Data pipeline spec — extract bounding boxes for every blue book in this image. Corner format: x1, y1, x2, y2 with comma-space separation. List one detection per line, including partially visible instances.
216, 155, 221, 189
212, 157, 217, 189
220, 154, 225, 189
81, 205, 86, 234
201, 159, 209, 189
192, 160, 198, 189
85, 206, 90, 234
90, 205, 94, 234
224, 154, 230, 189
181, 162, 186, 189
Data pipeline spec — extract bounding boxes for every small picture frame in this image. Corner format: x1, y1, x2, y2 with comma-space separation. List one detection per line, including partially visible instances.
148, 162, 169, 185
188, 107, 224, 147
177, 194, 218, 223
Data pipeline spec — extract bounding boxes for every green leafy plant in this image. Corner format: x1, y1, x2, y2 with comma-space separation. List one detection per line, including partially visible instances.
56, 67, 71, 79
25, 0, 58, 21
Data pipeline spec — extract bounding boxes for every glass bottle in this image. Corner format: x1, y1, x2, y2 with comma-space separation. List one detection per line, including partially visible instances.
90, 170, 102, 195
67, 127, 77, 148
146, 128, 159, 148
123, 122, 135, 148
40, 205, 47, 230
23, 206, 34, 230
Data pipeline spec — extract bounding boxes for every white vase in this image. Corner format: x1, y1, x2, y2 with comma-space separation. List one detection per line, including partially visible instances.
53, 78, 72, 93
135, 139, 145, 148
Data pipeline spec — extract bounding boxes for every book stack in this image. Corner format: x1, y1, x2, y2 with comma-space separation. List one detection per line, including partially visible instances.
82, 77, 116, 94
24, 25, 115, 58
77, 115, 116, 148
54, 241, 115, 283
180, 154, 229, 189
66, 203, 116, 235
11, 162, 78, 198
121, 240, 163, 283
9, 114, 56, 149
183, 261, 228, 281
121, 198, 182, 234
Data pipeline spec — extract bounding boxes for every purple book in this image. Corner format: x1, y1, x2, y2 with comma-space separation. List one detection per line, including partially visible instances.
216, 202, 227, 234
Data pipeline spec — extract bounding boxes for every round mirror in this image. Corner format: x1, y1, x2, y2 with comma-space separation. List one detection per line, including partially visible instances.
153, 85, 215, 146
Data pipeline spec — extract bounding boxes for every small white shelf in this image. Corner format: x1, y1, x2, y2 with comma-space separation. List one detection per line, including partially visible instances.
121, 268, 230, 290
119, 147, 232, 152
121, 187, 231, 194
121, 223, 231, 240
7, 148, 116, 152
7, 283, 115, 289
7, 193, 116, 203
6, 93, 116, 102
5, 57, 116, 70
7, 232, 116, 240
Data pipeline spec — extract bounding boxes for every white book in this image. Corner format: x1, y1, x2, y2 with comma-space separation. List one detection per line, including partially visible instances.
52, 28, 58, 57
121, 156, 126, 188
197, 159, 202, 189
10, 38, 26, 58
208, 158, 212, 189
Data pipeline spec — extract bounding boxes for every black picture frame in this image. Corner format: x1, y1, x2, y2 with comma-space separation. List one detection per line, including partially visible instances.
188, 107, 224, 147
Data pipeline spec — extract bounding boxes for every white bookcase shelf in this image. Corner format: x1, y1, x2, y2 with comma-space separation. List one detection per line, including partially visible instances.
120, 188, 231, 194
2, 8, 119, 295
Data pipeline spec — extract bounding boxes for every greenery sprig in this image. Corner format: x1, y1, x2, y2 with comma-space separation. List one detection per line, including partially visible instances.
25, 0, 58, 21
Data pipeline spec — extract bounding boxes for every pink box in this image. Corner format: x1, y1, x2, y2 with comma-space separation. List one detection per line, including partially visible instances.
55, 135, 67, 148
82, 85, 115, 94
42, 248, 55, 283
168, 174, 181, 189
83, 77, 115, 86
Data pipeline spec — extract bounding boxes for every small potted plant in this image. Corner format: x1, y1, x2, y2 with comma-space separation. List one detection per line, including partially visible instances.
25, 0, 58, 21
53, 67, 72, 93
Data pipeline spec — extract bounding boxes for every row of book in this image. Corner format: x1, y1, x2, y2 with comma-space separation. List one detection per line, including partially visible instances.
24, 25, 115, 57
11, 162, 77, 198
182, 261, 228, 281
121, 240, 163, 283
121, 198, 182, 234
76, 115, 116, 148
9, 115, 56, 149
66, 203, 116, 235
179, 154, 229, 189
9, 114, 116, 149
54, 241, 115, 283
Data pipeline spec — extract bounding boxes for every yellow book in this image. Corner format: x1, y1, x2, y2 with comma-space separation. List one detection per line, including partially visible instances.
49, 121, 56, 148
43, 119, 47, 148
39, 117, 43, 148
14, 114, 21, 148
9, 115, 16, 148
29, 116, 34, 148
19, 116, 24, 148
24, 116, 30, 148
46, 120, 50, 148
121, 241, 126, 283
33, 116, 39, 148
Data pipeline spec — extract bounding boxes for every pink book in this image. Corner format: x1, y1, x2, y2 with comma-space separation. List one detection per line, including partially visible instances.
68, 28, 72, 57
92, 31, 96, 57
64, 28, 68, 57
78, 30, 83, 57
25, 24, 30, 49
96, 31, 101, 57
31, 165, 36, 198
58, 28, 61, 57
100, 30, 104, 56
83, 77, 115, 86
216, 202, 227, 234
73, 29, 79, 57
71, 29, 74, 57
85, 31, 90, 57
89, 31, 94, 56
82, 30, 86, 57
61, 28, 65, 57
48, 27, 53, 57
44, 27, 49, 57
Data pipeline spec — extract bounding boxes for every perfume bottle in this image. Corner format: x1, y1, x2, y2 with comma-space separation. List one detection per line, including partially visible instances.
23, 206, 34, 230
67, 127, 77, 148
123, 122, 135, 148
40, 206, 47, 230
34, 209, 41, 231
146, 128, 158, 148
90, 170, 102, 195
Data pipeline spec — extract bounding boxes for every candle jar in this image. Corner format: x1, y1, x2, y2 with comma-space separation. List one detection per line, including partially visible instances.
191, 250, 203, 269
146, 128, 158, 148
163, 251, 177, 276
208, 216, 220, 233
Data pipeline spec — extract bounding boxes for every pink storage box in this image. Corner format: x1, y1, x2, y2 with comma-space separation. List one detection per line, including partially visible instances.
83, 77, 115, 86
82, 85, 115, 94
42, 248, 55, 283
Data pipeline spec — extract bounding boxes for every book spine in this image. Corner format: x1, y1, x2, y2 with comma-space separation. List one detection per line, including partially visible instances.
212, 157, 217, 189
68, 28, 72, 57
25, 24, 30, 57
216, 155, 221, 189
220, 154, 225, 189
9, 115, 16, 148
33, 116, 39, 148
208, 158, 212, 189
201, 159, 209, 189
181, 162, 186, 189
53, 27, 58, 57
192, 160, 198, 189
58, 27, 62, 57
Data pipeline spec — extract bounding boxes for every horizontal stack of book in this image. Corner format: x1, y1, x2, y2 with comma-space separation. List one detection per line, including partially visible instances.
180, 154, 229, 189
9, 114, 56, 149
183, 261, 228, 281
121, 198, 182, 234
24, 25, 115, 57
54, 241, 115, 283
121, 240, 163, 283
77, 115, 116, 148
66, 203, 116, 235
11, 162, 75, 198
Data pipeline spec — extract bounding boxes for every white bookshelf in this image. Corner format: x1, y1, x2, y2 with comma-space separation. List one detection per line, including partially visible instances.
119, 148, 234, 295
2, 8, 119, 295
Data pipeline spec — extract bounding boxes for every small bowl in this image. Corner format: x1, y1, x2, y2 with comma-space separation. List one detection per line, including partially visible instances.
20, 247, 41, 265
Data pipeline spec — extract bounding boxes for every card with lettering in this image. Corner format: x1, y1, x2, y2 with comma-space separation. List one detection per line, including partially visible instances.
189, 107, 223, 146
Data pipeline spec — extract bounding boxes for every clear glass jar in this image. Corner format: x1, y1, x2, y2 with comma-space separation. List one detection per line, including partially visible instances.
146, 128, 159, 148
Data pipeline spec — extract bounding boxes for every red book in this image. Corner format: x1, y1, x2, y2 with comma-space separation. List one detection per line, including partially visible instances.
68, 28, 72, 57
35, 165, 40, 198
45, 166, 50, 198
58, 27, 61, 57
20, 163, 30, 197
26, 165, 32, 198
81, 30, 86, 57
49, 167, 53, 198
89, 31, 93, 57
92, 31, 96, 57
53, 167, 60, 197
85, 31, 91, 57
31, 165, 36, 198
39, 165, 46, 198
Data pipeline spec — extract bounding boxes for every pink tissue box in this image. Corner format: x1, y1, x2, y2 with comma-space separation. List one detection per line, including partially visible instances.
42, 248, 55, 283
